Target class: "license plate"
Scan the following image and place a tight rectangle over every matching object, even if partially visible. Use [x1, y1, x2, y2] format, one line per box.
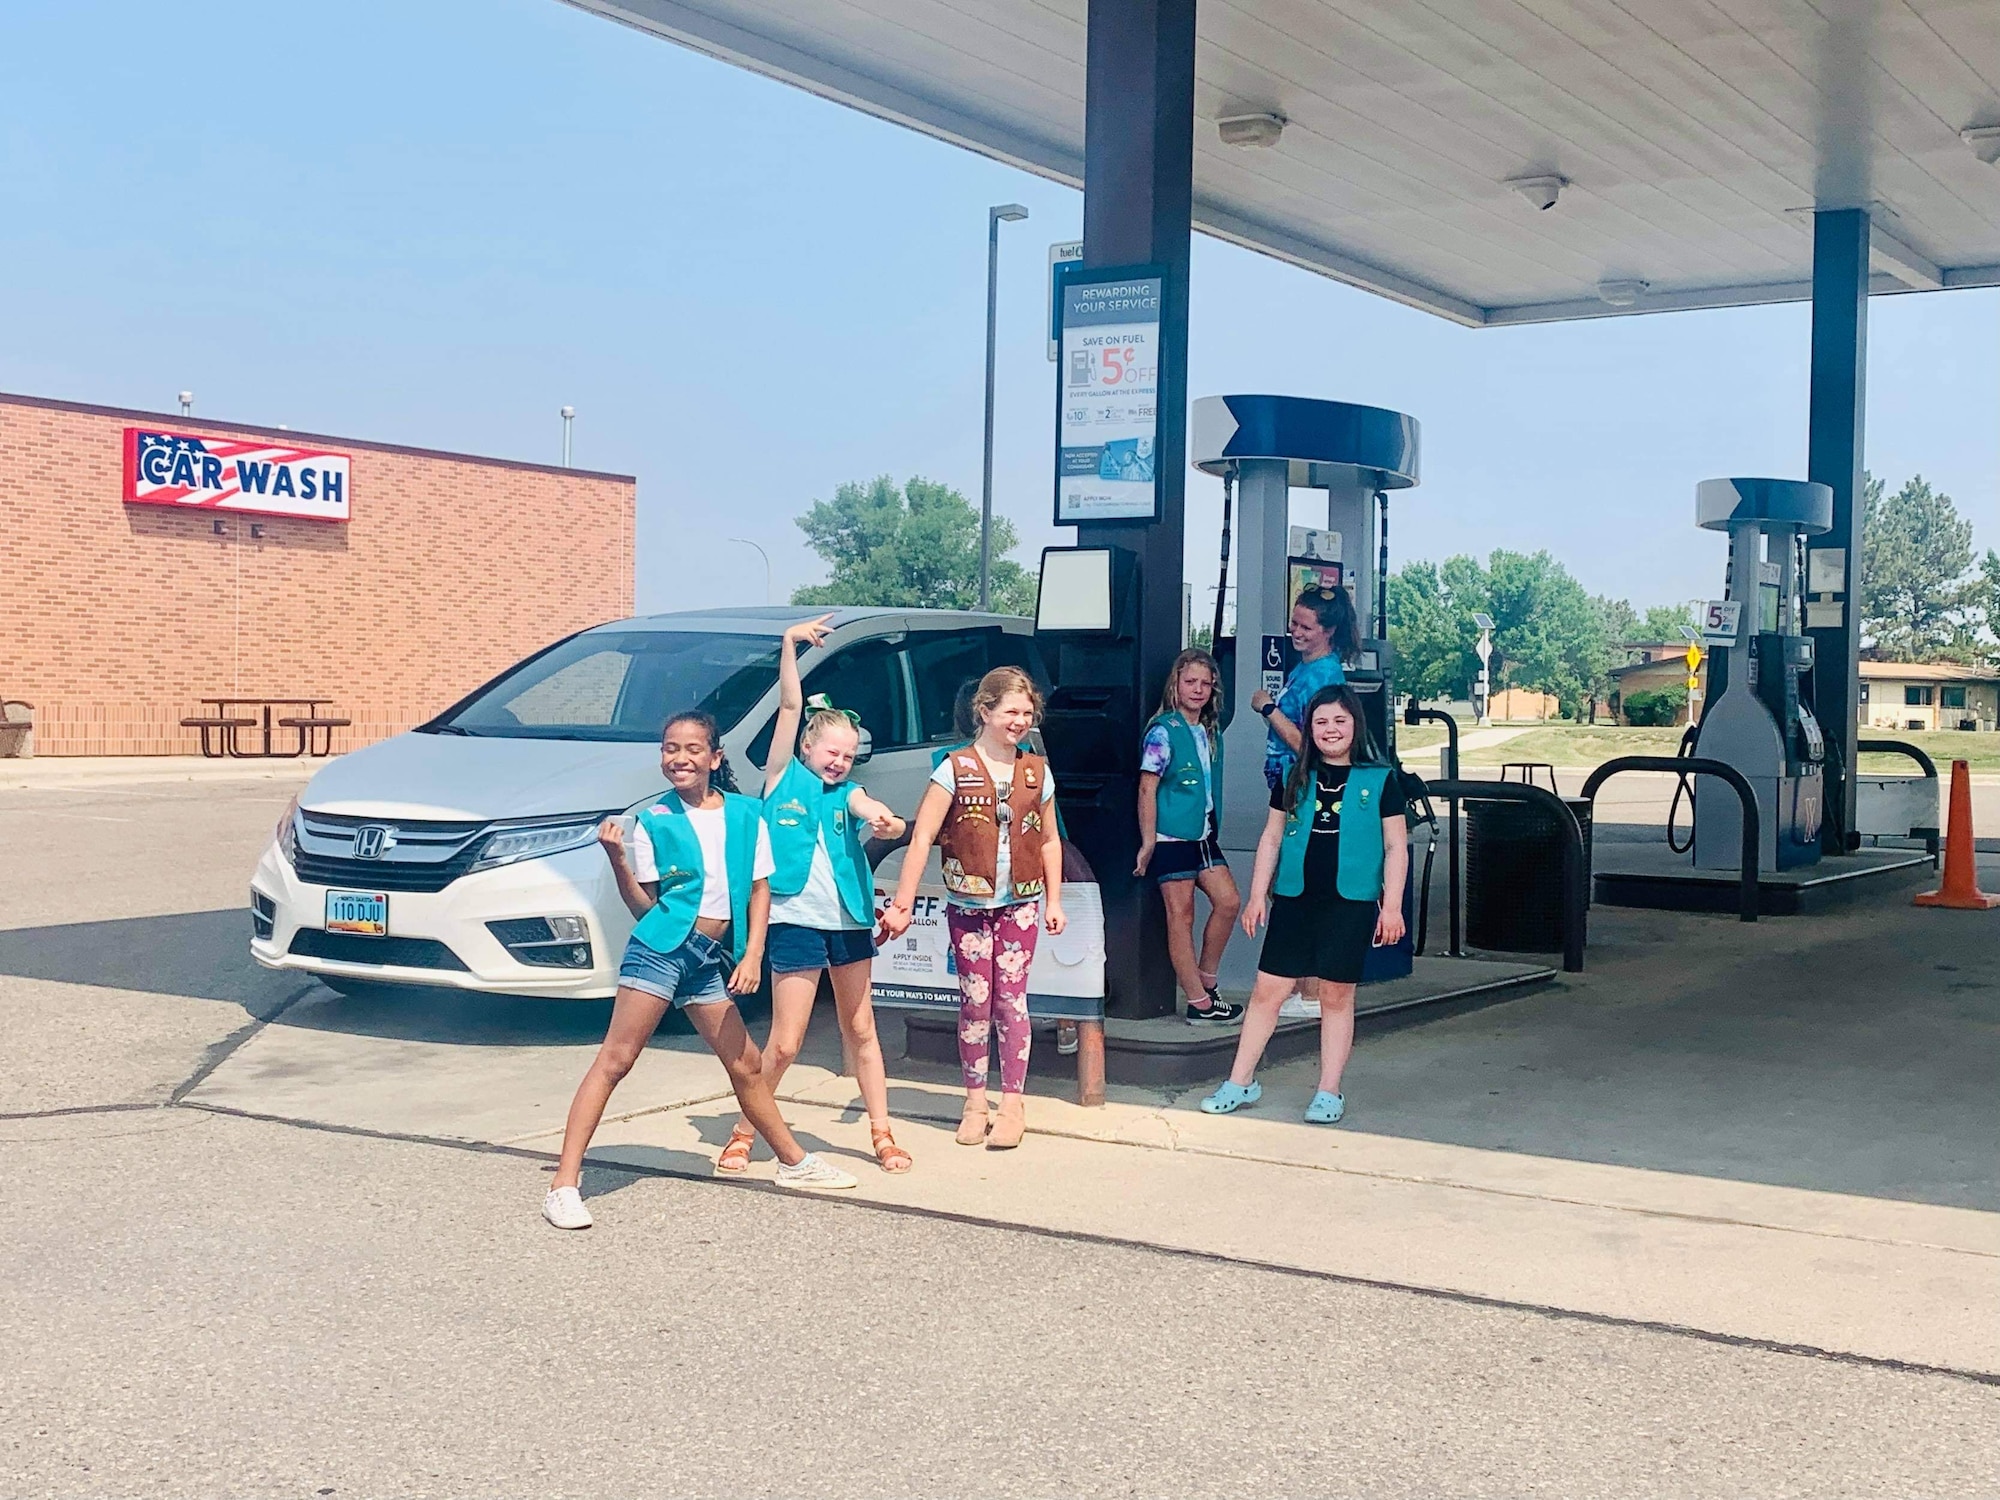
[325, 889, 388, 936]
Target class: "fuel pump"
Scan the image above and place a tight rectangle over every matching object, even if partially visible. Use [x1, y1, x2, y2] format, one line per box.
[1691, 478, 1832, 872]
[1190, 394, 1420, 988]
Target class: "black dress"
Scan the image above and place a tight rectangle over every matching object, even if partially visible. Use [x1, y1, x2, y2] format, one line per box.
[1258, 765, 1406, 984]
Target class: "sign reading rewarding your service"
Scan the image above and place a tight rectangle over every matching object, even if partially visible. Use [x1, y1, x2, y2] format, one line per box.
[1055, 269, 1162, 525]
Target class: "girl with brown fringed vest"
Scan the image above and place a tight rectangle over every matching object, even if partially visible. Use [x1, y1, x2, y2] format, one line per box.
[879, 667, 1065, 1149]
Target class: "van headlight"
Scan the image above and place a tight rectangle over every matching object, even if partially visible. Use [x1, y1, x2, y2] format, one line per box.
[469, 817, 606, 872]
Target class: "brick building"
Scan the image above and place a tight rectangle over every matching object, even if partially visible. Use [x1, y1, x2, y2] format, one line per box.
[1, 391, 634, 756]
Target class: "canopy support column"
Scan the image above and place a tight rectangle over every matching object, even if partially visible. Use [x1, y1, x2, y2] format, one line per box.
[1806, 208, 1868, 855]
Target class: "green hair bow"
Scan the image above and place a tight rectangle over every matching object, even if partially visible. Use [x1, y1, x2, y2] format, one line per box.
[804, 693, 863, 727]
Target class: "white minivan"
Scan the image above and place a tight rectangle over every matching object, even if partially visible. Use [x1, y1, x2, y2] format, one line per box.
[249, 607, 1048, 998]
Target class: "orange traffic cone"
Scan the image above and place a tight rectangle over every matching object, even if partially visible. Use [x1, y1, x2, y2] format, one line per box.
[1914, 759, 1999, 910]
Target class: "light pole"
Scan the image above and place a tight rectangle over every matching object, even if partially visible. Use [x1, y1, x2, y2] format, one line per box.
[1472, 611, 1495, 724]
[980, 203, 1029, 611]
[560, 406, 575, 468]
[729, 537, 772, 604]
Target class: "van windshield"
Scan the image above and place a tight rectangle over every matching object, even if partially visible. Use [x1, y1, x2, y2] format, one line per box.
[424, 631, 779, 742]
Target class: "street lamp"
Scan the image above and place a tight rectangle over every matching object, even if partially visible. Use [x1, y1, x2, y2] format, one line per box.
[728, 537, 772, 605]
[980, 203, 1030, 611]
[1471, 611, 1495, 724]
[560, 406, 575, 468]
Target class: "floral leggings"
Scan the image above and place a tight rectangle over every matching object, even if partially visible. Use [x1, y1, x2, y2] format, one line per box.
[946, 900, 1041, 1094]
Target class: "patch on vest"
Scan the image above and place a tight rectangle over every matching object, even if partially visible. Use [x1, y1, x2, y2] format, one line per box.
[941, 857, 994, 897]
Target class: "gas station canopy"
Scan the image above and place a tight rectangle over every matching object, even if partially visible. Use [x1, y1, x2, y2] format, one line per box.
[572, 0, 2000, 325]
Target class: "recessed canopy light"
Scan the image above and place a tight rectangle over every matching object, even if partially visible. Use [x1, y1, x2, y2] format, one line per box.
[1217, 113, 1285, 149]
[1961, 125, 2000, 164]
[1505, 174, 1567, 211]
[1596, 278, 1649, 307]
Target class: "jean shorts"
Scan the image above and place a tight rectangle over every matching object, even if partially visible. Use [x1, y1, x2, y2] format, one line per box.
[617, 928, 730, 1007]
[768, 922, 878, 974]
[1150, 833, 1227, 883]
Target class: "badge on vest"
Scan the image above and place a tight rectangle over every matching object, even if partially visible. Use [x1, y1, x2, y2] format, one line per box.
[774, 797, 808, 827]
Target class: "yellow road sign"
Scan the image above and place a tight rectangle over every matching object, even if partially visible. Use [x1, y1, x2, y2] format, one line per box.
[1684, 642, 1703, 671]
[1687, 674, 1701, 692]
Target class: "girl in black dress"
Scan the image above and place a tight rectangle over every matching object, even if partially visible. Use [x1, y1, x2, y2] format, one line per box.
[1200, 684, 1409, 1123]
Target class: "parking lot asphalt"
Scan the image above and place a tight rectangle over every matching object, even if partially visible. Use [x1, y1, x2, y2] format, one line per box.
[5, 767, 2000, 1497]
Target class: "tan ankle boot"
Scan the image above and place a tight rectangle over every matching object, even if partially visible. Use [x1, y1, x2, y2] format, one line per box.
[956, 1097, 990, 1146]
[987, 1094, 1026, 1150]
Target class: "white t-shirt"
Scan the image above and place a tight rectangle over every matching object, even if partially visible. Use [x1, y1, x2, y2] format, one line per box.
[928, 748, 1056, 909]
[630, 801, 775, 920]
[768, 821, 869, 931]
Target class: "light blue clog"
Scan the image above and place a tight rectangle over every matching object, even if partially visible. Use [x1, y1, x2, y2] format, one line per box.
[1199, 1080, 1262, 1114]
[1304, 1090, 1345, 1124]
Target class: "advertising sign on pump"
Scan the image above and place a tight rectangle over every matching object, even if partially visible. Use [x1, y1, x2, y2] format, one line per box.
[1054, 269, 1162, 524]
[122, 427, 351, 523]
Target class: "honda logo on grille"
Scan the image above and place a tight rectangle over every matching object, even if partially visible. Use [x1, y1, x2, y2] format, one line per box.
[352, 825, 397, 859]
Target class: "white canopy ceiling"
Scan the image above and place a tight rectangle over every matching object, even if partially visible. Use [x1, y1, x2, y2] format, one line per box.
[567, 0, 2000, 326]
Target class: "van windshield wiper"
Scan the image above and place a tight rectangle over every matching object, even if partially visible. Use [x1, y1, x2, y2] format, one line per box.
[424, 723, 475, 736]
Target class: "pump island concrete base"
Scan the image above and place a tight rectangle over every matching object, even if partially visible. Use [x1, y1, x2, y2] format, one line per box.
[907, 955, 1557, 1087]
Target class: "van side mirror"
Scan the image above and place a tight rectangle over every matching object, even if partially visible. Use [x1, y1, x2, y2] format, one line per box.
[853, 727, 874, 765]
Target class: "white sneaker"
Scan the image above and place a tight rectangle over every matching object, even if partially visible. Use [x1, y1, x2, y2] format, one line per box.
[1278, 993, 1321, 1020]
[773, 1152, 859, 1192]
[1056, 1021, 1080, 1056]
[542, 1185, 593, 1230]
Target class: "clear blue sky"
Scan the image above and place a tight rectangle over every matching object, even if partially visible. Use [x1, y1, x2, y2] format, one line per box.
[5, 0, 1996, 625]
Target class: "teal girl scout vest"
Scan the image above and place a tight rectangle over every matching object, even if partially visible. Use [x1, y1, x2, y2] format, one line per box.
[1146, 711, 1222, 842]
[1274, 764, 1392, 903]
[762, 757, 874, 926]
[630, 792, 763, 961]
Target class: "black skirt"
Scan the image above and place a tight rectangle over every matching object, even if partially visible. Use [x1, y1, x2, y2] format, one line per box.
[1258, 892, 1378, 984]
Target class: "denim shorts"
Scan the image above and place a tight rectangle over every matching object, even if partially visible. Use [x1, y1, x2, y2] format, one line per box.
[767, 922, 878, 974]
[1151, 833, 1227, 883]
[617, 929, 730, 1007]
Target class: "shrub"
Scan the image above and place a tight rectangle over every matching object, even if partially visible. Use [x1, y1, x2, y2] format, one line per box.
[1623, 686, 1688, 727]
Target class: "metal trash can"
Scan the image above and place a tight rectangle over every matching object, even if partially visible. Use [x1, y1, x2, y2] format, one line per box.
[1465, 795, 1590, 953]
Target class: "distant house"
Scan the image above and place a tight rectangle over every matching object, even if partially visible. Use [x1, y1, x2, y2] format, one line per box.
[1607, 642, 1709, 726]
[1859, 661, 1999, 732]
[1488, 687, 1562, 721]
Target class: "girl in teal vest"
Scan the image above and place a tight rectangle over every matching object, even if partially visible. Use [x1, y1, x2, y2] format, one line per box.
[715, 615, 913, 1177]
[543, 708, 858, 1230]
[1135, 648, 1244, 1026]
[1201, 684, 1408, 1125]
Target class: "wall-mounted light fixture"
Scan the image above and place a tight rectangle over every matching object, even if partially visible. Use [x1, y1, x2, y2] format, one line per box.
[211, 519, 226, 536]
[249, 523, 264, 540]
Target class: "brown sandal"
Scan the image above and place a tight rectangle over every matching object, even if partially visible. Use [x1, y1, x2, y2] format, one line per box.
[716, 1124, 755, 1174]
[870, 1125, 913, 1174]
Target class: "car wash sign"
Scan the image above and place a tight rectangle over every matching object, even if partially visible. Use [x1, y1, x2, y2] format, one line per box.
[122, 428, 350, 522]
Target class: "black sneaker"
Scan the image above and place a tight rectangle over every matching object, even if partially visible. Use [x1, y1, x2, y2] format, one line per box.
[1185, 990, 1243, 1026]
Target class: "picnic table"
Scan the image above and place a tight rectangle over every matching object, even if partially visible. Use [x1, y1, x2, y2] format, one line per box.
[181, 698, 350, 758]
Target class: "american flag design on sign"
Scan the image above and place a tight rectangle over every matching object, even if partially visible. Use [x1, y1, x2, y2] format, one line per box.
[122, 427, 351, 522]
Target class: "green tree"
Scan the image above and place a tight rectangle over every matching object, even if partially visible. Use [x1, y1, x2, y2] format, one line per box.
[1386, 559, 1479, 700]
[1588, 595, 1639, 722]
[1486, 549, 1606, 719]
[791, 474, 1037, 616]
[1638, 603, 1696, 642]
[1861, 472, 1976, 660]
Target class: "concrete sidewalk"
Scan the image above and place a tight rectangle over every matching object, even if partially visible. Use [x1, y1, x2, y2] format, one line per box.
[0, 755, 327, 790]
[183, 891, 2000, 1379]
